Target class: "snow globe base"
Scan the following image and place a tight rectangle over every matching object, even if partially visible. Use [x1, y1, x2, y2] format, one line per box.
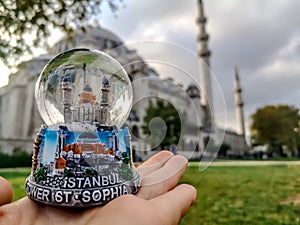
[25, 171, 140, 207]
[25, 125, 141, 208]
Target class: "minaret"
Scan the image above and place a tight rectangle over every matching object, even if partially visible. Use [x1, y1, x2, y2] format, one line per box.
[196, 0, 214, 131]
[99, 77, 110, 125]
[61, 74, 72, 124]
[234, 66, 246, 138]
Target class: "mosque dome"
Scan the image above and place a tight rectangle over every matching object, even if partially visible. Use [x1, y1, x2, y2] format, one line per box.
[50, 26, 124, 54]
[186, 84, 200, 99]
[48, 26, 153, 81]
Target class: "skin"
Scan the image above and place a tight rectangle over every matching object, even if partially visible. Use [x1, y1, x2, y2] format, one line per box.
[0, 151, 197, 225]
[0, 177, 13, 206]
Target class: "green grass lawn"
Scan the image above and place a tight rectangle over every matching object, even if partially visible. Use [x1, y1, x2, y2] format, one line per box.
[1, 165, 300, 224]
[180, 164, 300, 225]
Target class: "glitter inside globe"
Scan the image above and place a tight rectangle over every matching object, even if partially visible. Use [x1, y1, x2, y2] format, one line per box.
[35, 48, 133, 130]
[26, 48, 140, 208]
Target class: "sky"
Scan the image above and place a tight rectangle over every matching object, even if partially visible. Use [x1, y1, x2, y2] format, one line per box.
[1, 0, 300, 136]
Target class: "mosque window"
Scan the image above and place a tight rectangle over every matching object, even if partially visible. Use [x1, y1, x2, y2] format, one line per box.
[132, 125, 139, 138]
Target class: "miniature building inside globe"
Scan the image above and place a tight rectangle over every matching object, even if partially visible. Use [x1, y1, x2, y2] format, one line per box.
[61, 65, 111, 126]
[25, 48, 140, 208]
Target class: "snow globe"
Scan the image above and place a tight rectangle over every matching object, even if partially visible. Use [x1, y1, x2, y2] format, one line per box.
[25, 48, 141, 207]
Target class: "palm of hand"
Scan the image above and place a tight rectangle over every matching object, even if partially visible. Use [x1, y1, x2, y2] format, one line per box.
[0, 151, 196, 225]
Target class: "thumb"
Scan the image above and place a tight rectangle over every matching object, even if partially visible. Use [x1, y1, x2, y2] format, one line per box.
[150, 184, 197, 225]
[0, 176, 13, 206]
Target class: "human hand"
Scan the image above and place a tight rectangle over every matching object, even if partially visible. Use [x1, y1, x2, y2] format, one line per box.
[0, 151, 196, 225]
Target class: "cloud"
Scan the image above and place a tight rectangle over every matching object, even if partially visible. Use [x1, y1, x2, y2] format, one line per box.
[200, 0, 300, 132]
[99, 0, 300, 133]
[101, 0, 198, 43]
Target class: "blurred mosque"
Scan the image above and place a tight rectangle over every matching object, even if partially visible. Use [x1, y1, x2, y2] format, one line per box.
[0, 0, 247, 160]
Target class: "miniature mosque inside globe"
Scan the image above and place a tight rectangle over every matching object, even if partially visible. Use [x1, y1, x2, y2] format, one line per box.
[25, 48, 141, 208]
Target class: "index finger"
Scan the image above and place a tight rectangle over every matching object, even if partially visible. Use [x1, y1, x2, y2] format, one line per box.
[0, 176, 13, 206]
[136, 150, 173, 177]
[150, 184, 197, 224]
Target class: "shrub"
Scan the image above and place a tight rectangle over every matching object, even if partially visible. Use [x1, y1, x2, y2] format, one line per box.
[0, 150, 31, 168]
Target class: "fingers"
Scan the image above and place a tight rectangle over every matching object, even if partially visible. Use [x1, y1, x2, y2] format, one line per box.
[150, 184, 197, 225]
[136, 150, 173, 178]
[137, 155, 188, 199]
[0, 176, 13, 206]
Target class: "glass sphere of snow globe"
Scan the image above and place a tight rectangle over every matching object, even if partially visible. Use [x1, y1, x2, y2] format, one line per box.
[35, 48, 133, 130]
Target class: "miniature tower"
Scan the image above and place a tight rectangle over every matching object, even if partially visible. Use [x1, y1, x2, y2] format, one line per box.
[77, 64, 96, 124]
[100, 77, 110, 125]
[83, 63, 87, 87]
[54, 126, 67, 175]
[234, 66, 246, 138]
[196, 0, 214, 131]
[61, 74, 72, 123]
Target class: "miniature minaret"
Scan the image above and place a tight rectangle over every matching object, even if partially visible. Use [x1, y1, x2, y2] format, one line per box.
[196, 0, 214, 131]
[61, 74, 72, 123]
[234, 66, 246, 138]
[100, 77, 110, 125]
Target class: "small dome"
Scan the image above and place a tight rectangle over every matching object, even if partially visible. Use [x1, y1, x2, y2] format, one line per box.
[186, 85, 200, 99]
[62, 75, 71, 83]
[83, 84, 93, 92]
[102, 77, 110, 86]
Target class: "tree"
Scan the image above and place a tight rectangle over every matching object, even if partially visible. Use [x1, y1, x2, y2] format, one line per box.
[142, 99, 183, 150]
[250, 105, 300, 155]
[0, 0, 122, 67]
[33, 164, 47, 182]
[218, 143, 231, 157]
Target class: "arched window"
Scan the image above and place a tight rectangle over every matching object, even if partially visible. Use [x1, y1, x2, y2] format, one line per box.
[131, 125, 139, 138]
